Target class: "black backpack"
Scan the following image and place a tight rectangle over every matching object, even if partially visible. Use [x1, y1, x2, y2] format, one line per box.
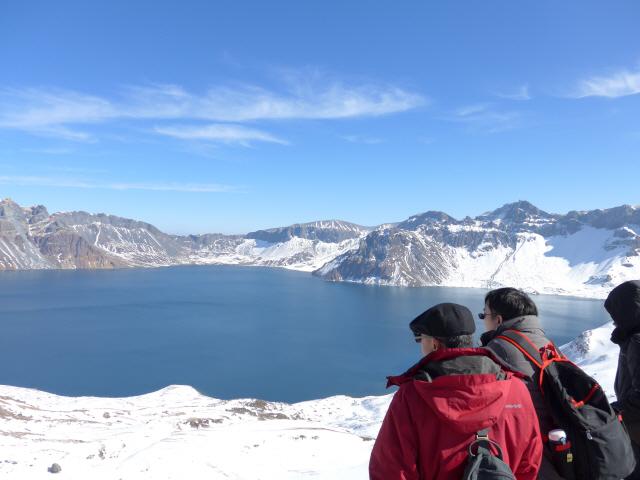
[493, 330, 636, 480]
[462, 427, 516, 480]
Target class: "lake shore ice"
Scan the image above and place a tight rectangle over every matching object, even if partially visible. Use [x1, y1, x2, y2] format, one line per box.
[0, 321, 618, 479]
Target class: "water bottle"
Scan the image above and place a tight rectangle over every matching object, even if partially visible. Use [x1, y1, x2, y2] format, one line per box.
[548, 429, 576, 480]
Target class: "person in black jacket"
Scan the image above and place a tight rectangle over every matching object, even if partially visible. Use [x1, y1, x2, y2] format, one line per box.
[605, 280, 640, 479]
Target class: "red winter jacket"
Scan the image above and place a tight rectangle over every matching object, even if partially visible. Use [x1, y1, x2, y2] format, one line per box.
[369, 348, 542, 480]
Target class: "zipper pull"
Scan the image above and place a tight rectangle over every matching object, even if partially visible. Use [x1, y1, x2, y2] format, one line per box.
[586, 430, 593, 440]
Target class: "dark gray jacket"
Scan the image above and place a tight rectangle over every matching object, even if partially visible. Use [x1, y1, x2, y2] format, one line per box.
[479, 315, 553, 435]
[479, 315, 564, 480]
[605, 280, 640, 426]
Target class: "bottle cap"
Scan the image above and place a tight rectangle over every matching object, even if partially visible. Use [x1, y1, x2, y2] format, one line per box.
[548, 429, 567, 442]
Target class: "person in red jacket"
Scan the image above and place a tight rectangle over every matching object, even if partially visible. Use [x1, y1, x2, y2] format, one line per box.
[369, 303, 542, 480]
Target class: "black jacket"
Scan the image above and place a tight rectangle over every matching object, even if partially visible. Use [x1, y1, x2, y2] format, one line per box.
[605, 280, 640, 424]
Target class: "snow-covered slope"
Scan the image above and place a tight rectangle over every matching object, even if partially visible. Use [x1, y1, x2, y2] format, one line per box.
[174, 220, 375, 271]
[0, 384, 391, 479]
[0, 321, 619, 479]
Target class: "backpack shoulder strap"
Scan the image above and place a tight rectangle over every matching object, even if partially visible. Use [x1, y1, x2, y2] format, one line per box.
[475, 428, 493, 456]
[468, 427, 504, 460]
[495, 330, 543, 369]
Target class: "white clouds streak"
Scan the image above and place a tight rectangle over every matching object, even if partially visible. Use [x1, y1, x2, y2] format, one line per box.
[127, 83, 425, 121]
[340, 134, 382, 144]
[23, 147, 76, 154]
[155, 124, 289, 145]
[494, 85, 530, 101]
[0, 77, 426, 144]
[575, 68, 640, 98]
[452, 103, 522, 134]
[456, 103, 492, 116]
[0, 175, 242, 193]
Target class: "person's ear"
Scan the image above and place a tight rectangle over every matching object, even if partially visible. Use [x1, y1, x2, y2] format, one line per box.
[495, 315, 503, 326]
[433, 338, 444, 351]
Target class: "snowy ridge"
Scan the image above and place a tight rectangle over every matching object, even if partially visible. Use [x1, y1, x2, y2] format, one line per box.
[0, 321, 620, 479]
[560, 321, 618, 401]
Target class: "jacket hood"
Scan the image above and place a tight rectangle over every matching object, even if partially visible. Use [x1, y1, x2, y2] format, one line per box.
[605, 281, 640, 335]
[417, 369, 513, 434]
[386, 348, 521, 434]
[478, 315, 544, 347]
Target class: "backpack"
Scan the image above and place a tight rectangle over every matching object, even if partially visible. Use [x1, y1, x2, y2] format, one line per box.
[493, 330, 636, 480]
[462, 426, 516, 480]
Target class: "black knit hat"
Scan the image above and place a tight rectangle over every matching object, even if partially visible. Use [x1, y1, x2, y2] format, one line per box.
[409, 302, 476, 337]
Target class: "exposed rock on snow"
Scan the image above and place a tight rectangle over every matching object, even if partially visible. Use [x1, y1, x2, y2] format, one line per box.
[0, 321, 620, 479]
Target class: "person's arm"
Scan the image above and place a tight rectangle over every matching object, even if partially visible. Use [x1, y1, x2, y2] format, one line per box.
[509, 377, 543, 480]
[512, 419, 543, 480]
[612, 335, 640, 423]
[369, 386, 421, 480]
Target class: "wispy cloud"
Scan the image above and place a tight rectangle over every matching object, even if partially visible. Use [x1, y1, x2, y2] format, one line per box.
[451, 103, 523, 134]
[494, 85, 530, 101]
[24, 147, 76, 154]
[574, 68, 640, 98]
[0, 175, 243, 192]
[155, 124, 289, 146]
[456, 103, 492, 116]
[0, 74, 426, 144]
[42, 166, 107, 173]
[340, 134, 382, 144]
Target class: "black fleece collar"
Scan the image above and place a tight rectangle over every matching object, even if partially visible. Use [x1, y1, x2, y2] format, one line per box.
[611, 325, 640, 345]
[611, 327, 628, 345]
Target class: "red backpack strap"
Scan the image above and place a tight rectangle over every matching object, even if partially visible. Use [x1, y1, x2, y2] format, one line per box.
[538, 343, 568, 395]
[550, 340, 566, 359]
[495, 330, 543, 369]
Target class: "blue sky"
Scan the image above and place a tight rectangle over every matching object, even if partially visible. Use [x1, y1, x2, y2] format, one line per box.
[1, 1, 639, 234]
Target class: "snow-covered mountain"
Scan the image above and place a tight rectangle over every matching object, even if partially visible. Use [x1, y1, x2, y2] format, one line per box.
[0, 320, 619, 479]
[0, 198, 376, 272]
[316, 201, 640, 298]
[2, 198, 640, 297]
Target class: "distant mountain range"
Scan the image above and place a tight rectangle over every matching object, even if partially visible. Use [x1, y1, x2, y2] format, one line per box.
[2, 198, 639, 298]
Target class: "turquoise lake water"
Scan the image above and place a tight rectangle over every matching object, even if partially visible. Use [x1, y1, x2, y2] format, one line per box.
[0, 266, 613, 402]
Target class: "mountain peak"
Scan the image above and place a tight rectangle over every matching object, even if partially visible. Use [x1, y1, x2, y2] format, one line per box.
[476, 200, 555, 223]
[395, 210, 456, 231]
[0, 198, 49, 222]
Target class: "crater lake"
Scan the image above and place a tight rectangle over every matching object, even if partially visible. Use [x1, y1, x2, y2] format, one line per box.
[0, 266, 613, 402]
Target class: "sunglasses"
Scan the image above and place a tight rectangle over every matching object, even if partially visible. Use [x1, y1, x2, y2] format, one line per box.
[413, 332, 440, 344]
[478, 312, 500, 320]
